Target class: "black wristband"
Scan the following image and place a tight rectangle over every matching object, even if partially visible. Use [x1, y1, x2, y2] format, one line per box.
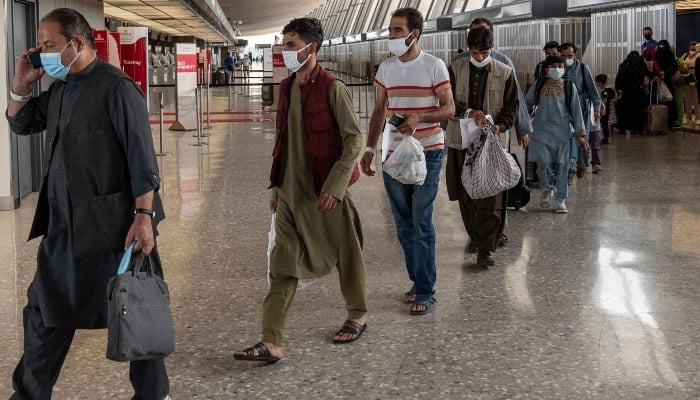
[134, 208, 155, 218]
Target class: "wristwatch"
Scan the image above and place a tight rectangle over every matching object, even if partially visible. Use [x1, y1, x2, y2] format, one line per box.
[134, 208, 156, 218]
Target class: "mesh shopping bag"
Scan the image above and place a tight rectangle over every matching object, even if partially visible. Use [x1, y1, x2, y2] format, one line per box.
[461, 120, 521, 199]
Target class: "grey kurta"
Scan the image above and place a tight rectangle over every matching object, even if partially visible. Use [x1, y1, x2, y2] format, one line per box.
[270, 80, 364, 279]
[7, 59, 161, 328]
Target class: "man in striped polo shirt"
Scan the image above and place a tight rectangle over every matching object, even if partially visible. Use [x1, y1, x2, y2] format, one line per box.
[360, 7, 455, 316]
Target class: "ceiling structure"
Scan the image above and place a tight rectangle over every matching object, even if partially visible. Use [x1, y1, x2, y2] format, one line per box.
[104, 0, 700, 43]
[219, 0, 328, 37]
[104, 0, 237, 42]
[676, 0, 700, 11]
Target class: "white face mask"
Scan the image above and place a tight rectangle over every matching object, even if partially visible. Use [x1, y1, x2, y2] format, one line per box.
[469, 55, 491, 68]
[282, 42, 312, 73]
[388, 30, 415, 57]
[565, 58, 575, 67]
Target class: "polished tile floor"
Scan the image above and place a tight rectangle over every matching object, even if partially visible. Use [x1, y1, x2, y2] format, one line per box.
[2, 81, 700, 399]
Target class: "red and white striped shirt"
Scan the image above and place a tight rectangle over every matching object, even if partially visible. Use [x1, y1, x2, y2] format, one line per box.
[374, 51, 451, 152]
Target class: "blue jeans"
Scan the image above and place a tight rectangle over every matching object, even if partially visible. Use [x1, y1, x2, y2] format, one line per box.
[383, 149, 443, 297]
[538, 161, 568, 201]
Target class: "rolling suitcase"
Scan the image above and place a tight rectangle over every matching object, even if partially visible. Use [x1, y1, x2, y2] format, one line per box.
[507, 153, 530, 210]
[646, 82, 668, 135]
[524, 147, 539, 188]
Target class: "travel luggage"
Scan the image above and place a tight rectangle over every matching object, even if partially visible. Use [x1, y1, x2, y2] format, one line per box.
[524, 147, 539, 188]
[646, 82, 668, 135]
[261, 84, 274, 107]
[216, 69, 226, 86]
[507, 152, 530, 210]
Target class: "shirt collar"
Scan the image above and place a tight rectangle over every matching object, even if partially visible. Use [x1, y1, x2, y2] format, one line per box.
[66, 58, 99, 83]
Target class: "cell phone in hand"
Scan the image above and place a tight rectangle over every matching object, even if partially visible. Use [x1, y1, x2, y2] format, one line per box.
[388, 113, 405, 127]
[27, 52, 42, 69]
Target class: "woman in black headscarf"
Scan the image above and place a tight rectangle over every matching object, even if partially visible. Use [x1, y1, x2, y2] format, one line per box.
[656, 40, 679, 128]
[615, 51, 653, 133]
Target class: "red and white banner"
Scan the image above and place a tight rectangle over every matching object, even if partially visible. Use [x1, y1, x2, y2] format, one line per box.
[118, 27, 149, 101]
[170, 42, 198, 131]
[272, 45, 287, 111]
[92, 29, 121, 68]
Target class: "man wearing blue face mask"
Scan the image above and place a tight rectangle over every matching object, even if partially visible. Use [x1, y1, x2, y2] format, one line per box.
[234, 17, 367, 364]
[362, 7, 455, 316]
[525, 55, 586, 213]
[560, 42, 601, 180]
[7, 8, 169, 399]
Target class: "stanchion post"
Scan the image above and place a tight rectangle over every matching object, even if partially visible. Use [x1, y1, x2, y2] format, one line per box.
[363, 82, 369, 119]
[192, 86, 208, 146]
[156, 91, 172, 156]
[205, 82, 212, 130]
[227, 81, 232, 111]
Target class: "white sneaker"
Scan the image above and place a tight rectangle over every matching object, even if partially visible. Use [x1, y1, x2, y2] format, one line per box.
[554, 200, 568, 213]
[162, 396, 171, 400]
[540, 189, 553, 209]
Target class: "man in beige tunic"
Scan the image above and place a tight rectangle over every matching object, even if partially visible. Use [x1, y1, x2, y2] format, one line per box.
[234, 18, 367, 364]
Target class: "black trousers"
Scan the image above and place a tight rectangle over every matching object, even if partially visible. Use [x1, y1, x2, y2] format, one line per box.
[11, 290, 169, 400]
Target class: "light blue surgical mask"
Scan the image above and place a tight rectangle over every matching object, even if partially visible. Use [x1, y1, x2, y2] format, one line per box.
[40, 40, 79, 80]
[547, 67, 565, 80]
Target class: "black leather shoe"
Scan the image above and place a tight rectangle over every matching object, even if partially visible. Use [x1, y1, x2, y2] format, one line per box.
[466, 241, 478, 254]
[477, 251, 495, 269]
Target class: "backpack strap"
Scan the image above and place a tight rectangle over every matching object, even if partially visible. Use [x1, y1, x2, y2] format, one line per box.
[564, 78, 573, 115]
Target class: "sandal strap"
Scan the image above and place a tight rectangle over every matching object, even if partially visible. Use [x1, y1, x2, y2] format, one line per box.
[337, 320, 363, 335]
[244, 342, 270, 358]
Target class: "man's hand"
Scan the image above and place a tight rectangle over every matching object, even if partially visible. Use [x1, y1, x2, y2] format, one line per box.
[13, 48, 44, 92]
[360, 151, 375, 176]
[576, 135, 589, 150]
[468, 110, 487, 126]
[316, 192, 338, 212]
[395, 113, 420, 135]
[270, 200, 277, 213]
[594, 111, 601, 121]
[125, 214, 154, 255]
[517, 134, 530, 149]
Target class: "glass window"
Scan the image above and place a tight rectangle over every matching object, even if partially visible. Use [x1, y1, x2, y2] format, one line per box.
[451, 0, 466, 12]
[464, 0, 486, 11]
[370, 0, 392, 31]
[417, 0, 433, 18]
[428, 0, 447, 19]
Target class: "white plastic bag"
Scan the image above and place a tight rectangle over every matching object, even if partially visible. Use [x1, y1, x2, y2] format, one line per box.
[658, 81, 673, 102]
[590, 103, 601, 130]
[382, 135, 427, 185]
[266, 214, 276, 287]
[459, 117, 481, 149]
[266, 214, 313, 289]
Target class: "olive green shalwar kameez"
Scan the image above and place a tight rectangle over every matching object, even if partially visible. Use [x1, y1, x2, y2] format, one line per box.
[262, 80, 367, 346]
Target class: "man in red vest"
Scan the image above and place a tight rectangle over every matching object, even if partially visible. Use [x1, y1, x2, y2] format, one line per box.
[234, 18, 368, 364]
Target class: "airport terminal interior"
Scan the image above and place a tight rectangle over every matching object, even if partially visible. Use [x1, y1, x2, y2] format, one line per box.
[2, 0, 700, 399]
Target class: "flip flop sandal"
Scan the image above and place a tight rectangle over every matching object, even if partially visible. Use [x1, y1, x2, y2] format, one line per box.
[410, 296, 436, 316]
[333, 320, 367, 344]
[233, 342, 281, 364]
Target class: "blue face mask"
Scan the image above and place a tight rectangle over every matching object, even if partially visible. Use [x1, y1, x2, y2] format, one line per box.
[547, 67, 565, 79]
[40, 40, 79, 80]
